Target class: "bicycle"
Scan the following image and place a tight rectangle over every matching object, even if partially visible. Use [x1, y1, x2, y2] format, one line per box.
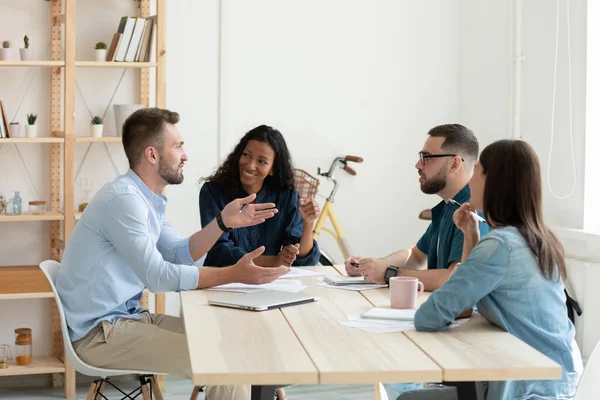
[293, 155, 364, 266]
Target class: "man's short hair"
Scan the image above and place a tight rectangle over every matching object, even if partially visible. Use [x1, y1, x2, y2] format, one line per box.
[122, 107, 180, 169]
[427, 124, 479, 163]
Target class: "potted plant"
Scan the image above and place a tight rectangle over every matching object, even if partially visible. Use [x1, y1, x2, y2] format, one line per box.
[20, 35, 32, 61]
[9, 122, 21, 137]
[25, 113, 37, 138]
[0, 41, 11, 61]
[90, 116, 103, 137]
[95, 42, 107, 62]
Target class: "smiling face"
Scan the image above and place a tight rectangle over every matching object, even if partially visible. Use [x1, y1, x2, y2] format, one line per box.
[238, 139, 275, 194]
[157, 123, 187, 185]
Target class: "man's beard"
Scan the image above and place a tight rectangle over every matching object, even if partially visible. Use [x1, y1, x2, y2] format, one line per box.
[420, 167, 447, 195]
[158, 158, 184, 185]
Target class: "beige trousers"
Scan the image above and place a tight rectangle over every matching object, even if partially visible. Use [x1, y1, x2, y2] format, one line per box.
[72, 312, 250, 400]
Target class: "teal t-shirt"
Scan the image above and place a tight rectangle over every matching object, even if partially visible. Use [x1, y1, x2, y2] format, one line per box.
[416, 185, 490, 269]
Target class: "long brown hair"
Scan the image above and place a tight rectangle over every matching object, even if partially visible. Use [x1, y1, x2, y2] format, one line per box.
[479, 139, 566, 280]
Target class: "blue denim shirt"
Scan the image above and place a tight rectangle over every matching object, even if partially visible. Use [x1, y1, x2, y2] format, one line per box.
[416, 185, 489, 269]
[56, 169, 199, 341]
[200, 181, 320, 267]
[415, 227, 583, 400]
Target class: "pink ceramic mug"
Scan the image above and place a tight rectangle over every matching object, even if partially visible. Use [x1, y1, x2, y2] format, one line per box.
[389, 276, 424, 309]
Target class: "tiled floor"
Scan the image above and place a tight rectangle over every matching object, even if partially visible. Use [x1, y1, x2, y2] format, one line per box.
[0, 379, 376, 399]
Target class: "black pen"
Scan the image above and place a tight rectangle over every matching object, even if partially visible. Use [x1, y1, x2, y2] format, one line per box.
[240, 203, 250, 213]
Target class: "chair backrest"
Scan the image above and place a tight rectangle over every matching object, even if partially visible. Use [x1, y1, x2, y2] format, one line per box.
[575, 340, 600, 399]
[39, 260, 157, 377]
[39, 260, 113, 377]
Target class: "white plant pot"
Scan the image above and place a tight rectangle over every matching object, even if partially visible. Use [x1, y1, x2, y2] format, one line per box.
[113, 104, 144, 137]
[19, 48, 32, 61]
[95, 49, 107, 62]
[91, 124, 103, 138]
[25, 124, 37, 138]
[0, 48, 11, 61]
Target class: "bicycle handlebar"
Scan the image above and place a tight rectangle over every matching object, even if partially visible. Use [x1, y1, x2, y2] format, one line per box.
[343, 165, 357, 176]
[345, 155, 363, 163]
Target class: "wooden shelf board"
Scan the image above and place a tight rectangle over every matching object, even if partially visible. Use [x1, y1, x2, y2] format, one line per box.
[74, 136, 121, 143]
[0, 212, 64, 222]
[0, 138, 64, 144]
[75, 61, 157, 68]
[0, 61, 65, 67]
[0, 292, 54, 301]
[0, 357, 65, 377]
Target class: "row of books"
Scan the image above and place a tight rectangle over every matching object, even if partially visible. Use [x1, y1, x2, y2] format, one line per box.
[106, 15, 156, 62]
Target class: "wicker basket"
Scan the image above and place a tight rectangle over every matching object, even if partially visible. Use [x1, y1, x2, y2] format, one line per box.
[293, 169, 320, 199]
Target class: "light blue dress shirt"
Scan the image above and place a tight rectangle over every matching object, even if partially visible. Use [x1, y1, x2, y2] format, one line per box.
[56, 169, 200, 341]
[415, 226, 583, 400]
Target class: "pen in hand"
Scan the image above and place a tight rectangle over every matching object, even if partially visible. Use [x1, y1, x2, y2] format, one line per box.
[240, 203, 250, 213]
[448, 199, 486, 223]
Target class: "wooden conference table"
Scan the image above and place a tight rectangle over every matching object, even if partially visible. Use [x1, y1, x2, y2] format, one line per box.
[181, 266, 561, 399]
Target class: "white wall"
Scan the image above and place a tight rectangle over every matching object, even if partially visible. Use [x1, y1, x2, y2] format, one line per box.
[458, 0, 587, 229]
[219, 0, 459, 262]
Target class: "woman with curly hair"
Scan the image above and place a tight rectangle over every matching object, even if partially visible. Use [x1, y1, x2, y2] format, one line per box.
[200, 125, 321, 269]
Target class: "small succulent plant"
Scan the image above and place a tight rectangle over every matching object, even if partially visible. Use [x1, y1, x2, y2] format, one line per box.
[26, 113, 38, 125]
[91, 116, 103, 125]
[2, 41, 10, 49]
[95, 42, 107, 50]
[23, 35, 29, 49]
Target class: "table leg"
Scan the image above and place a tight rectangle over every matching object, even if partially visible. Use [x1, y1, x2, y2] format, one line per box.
[250, 385, 278, 400]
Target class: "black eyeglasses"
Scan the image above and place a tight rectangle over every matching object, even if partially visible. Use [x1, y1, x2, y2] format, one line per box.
[418, 152, 464, 165]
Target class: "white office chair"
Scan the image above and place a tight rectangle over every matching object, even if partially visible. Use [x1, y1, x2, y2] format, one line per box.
[574, 340, 600, 400]
[40, 260, 165, 400]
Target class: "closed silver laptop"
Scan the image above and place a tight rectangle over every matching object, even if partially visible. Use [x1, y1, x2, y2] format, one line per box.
[208, 290, 318, 311]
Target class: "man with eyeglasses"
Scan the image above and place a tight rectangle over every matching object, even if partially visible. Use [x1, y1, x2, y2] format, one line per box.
[345, 124, 489, 291]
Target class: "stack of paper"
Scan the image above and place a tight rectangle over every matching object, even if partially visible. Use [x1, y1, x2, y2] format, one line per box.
[206, 279, 306, 293]
[316, 277, 387, 291]
[339, 315, 417, 333]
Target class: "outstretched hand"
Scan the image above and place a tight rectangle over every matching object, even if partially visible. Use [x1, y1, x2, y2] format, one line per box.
[221, 193, 278, 229]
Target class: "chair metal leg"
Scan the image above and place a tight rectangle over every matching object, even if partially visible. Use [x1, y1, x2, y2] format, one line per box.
[189, 386, 202, 400]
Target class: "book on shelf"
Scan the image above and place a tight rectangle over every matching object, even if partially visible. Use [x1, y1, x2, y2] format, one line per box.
[0, 100, 10, 138]
[112, 15, 156, 63]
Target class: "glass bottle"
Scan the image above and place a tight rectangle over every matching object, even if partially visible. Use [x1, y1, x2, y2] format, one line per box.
[12, 191, 22, 215]
[0, 344, 12, 369]
[14, 328, 32, 366]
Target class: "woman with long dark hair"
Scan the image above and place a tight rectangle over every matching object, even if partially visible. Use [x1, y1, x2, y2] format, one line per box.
[415, 139, 582, 399]
[199, 125, 320, 268]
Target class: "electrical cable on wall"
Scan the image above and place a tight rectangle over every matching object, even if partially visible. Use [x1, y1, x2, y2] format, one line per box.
[548, 0, 576, 200]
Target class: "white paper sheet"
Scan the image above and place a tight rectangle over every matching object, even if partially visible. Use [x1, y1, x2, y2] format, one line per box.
[340, 314, 467, 333]
[206, 279, 306, 293]
[316, 282, 387, 291]
[339, 315, 416, 333]
[280, 268, 326, 279]
[361, 308, 417, 321]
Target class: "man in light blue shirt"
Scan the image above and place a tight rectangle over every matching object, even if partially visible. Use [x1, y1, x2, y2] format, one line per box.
[56, 108, 287, 400]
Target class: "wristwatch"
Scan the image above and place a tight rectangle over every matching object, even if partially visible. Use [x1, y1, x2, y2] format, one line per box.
[384, 265, 398, 285]
[216, 212, 232, 232]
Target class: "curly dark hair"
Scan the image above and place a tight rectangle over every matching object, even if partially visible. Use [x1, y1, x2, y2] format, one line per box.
[203, 125, 295, 197]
